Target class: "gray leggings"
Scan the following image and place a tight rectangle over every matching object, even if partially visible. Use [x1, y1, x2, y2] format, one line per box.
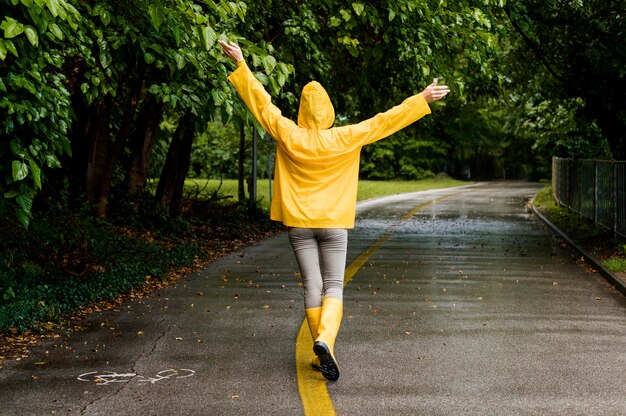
[287, 228, 348, 308]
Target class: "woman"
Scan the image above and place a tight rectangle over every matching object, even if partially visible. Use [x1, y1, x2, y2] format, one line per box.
[220, 40, 449, 381]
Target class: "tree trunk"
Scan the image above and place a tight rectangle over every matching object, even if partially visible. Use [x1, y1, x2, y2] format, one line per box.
[238, 123, 246, 202]
[85, 99, 112, 205]
[95, 82, 142, 218]
[155, 113, 194, 216]
[127, 95, 164, 195]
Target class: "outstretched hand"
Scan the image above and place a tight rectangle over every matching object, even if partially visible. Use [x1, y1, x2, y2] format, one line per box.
[219, 40, 244, 63]
[421, 81, 450, 103]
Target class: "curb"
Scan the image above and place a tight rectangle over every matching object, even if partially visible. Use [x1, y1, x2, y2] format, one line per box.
[531, 204, 626, 297]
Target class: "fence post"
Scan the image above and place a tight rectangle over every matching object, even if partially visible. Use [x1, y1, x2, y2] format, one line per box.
[613, 160, 617, 237]
[552, 157, 557, 203]
[593, 160, 597, 224]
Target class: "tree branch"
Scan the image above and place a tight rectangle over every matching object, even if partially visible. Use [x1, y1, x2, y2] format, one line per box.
[504, 7, 564, 82]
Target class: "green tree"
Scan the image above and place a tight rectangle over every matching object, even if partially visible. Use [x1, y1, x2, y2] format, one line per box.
[0, 0, 80, 226]
[233, 1, 509, 179]
[1, 0, 289, 224]
[504, 0, 626, 158]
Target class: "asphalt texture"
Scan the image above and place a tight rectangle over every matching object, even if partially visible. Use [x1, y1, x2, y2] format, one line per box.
[2, 181, 626, 415]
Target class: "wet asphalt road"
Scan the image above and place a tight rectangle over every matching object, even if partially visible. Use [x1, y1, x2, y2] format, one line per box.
[2, 181, 626, 415]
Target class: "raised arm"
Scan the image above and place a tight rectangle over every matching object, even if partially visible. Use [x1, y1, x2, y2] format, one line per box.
[333, 80, 450, 146]
[220, 41, 297, 142]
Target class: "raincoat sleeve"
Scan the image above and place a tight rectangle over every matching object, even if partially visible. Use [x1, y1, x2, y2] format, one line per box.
[334, 94, 432, 146]
[227, 61, 297, 142]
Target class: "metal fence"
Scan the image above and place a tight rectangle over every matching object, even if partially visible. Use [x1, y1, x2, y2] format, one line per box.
[552, 157, 626, 238]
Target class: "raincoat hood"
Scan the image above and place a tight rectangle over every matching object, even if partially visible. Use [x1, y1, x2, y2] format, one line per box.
[297, 81, 335, 129]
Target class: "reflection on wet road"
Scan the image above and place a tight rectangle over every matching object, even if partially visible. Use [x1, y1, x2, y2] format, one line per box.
[325, 182, 626, 415]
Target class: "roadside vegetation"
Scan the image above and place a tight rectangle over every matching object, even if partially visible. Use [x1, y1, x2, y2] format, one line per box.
[533, 187, 626, 274]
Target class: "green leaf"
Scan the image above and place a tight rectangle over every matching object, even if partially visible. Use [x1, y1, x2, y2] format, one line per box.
[262, 55, 276, 72]
[1, 17, 24, 38]
[203, 25, 217, 51]
[61, 138, 72, 157]
[97, 38, 112, 68]
[101, 11, 111, 26]
[16, 194, 33, 214]
[144, 52, 155, 64]
[0, 77, 6, 92]
[44, 154, 61, 168]
[24, 25, 38, 46]
[149, 4, 166, 30]
[4, 189, 19, 198]
[12, 160, 29, 181]
[172, 25, 181, 47]
[10, 140, 26, 157]
[48, 22, 63, 40]
[174, 52, 185, 70]
[4, 39, 17, 57]
[47, 0, 61, 17]
[28, 159, 42, 189]
[352, 2, 365, 16]
[15, 207, 30, 228]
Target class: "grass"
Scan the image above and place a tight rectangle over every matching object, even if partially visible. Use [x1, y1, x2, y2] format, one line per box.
[603, 257, 626, 272]
[532, 186, 605, 241]
[533, 186, 626, 273]
[602, 244, 626, 272]
[185, 176, 471, 210]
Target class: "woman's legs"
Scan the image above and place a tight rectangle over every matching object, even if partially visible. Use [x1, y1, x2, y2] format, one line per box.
[287, 228, 348, 307]
[288, 228, 347, 380]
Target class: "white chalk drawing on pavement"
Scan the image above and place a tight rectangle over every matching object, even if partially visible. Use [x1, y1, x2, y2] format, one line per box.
[77, 369, 195, 385]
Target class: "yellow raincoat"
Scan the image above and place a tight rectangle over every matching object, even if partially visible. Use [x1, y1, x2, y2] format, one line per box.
[228, 61, 432, 228]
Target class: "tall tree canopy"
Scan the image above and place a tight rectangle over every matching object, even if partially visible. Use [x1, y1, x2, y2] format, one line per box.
[505, 0, 626, 158]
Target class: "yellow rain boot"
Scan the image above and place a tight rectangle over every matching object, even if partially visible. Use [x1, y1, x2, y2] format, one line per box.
[305, 307, 322, 369]
[313, 297, 343, 381]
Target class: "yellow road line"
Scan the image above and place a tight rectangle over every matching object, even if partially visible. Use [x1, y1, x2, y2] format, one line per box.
[296, 190, 466, 416]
